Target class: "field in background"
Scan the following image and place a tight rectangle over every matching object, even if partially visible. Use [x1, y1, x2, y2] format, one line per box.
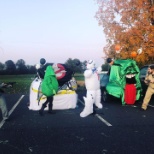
[0, 74, 84, 94]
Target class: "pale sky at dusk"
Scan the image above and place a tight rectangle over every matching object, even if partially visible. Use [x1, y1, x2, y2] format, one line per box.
[0, 0, 106, 66]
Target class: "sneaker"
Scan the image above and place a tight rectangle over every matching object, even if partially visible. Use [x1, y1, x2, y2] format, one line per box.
[4, 118, 10, 122]
[48, 110, 56, 114]
[141, 107, 146, 111]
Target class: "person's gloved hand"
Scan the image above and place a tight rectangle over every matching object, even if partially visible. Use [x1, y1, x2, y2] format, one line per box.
[92, 68, 96, 73]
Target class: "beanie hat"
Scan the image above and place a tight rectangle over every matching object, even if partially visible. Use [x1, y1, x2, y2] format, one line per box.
[106, 58, 113, 64]
[150, 65, 154, 70]
[40, 58, 46, 65]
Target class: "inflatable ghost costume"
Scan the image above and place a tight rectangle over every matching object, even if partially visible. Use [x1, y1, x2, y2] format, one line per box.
[80, 60, 103, 118]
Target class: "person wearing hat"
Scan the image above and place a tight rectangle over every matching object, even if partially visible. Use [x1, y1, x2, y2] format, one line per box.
[36, 58, 54, 79]
[141, 65, 154, 110]
[39, 65, 59, 115]
[106, 58, 114, 75]
[37, 58, 47, 79]
[106, 58, 114, 66]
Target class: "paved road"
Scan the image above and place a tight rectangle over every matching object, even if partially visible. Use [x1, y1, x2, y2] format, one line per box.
[0, 92, 154, 154]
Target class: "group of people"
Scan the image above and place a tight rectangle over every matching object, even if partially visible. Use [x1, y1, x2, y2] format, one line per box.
[1, 57, 154, 121]
[106, 57, 154, 110]
[36, 58, 103, 118]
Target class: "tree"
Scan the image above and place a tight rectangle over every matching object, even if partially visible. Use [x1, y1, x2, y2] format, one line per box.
[65, 58, 83, 73]
[0, 62, 5, 70]
[27, 65, 37, 74]
[95, 0, 154, 66]
[5, 60, 16, 74]
[16, 59, 28, 74]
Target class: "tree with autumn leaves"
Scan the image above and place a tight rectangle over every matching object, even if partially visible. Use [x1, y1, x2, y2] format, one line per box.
[95, 0, 154, 66]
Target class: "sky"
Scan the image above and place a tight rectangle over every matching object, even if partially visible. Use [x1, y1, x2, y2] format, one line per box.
[0, 0, 106, 66]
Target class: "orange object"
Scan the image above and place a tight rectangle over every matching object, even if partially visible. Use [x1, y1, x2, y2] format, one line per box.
[131, 51, 137, 58]
[115, 44, 121, 51]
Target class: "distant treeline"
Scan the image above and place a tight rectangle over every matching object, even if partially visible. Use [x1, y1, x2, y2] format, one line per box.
[0, 58, 107, 75]
[0, 59, 36, 75]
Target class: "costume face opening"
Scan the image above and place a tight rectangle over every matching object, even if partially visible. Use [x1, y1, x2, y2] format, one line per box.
[86, 60, 95, 69]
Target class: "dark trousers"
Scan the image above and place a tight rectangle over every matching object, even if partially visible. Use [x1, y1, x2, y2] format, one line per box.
[42, 96, 53, 111]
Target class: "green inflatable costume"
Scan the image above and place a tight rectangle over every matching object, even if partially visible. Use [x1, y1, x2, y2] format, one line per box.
[41, 65, 59, 97]
[106, 59, 142, 105]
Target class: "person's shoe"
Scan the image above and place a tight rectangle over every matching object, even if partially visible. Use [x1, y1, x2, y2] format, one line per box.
[4, 118, 10, 122]
[141, 104, 147, 111]
[141, 107, 146, 111]
[39, 105, 46, 116]
[48, 110, 56, 114]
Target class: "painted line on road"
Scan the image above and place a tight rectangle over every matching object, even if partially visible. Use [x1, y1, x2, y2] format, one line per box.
[95, 114, 112, 126]
[148, 104, 154, 108]
[0, 95, 25, 129]
[78, 98, 84, 105]
[138, 101, 154, 108]
[78, 98, 112, 127]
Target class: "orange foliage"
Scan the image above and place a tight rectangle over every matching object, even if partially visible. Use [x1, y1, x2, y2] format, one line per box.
[95, 0, 154, 66]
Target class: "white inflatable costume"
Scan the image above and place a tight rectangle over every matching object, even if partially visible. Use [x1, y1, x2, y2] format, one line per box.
[80, 60, 103, 118]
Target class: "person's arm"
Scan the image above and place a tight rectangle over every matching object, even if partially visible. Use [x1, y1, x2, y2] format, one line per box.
[144, 74, 150, 84]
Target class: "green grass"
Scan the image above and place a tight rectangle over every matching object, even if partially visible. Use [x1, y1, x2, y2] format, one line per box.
[0, 74, 84, 94]
[0, 74, 35, 94]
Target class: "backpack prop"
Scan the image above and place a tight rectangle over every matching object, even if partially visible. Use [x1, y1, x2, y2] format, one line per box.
[29, 63, 78, 110]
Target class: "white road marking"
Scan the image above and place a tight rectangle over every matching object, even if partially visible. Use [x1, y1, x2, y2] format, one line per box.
[95, 114, 112, 126]
[78, 99, 84, 105]
[78, 98, 112, 127]
[148, 104, 154, 107]
[0, 95, 25, 129]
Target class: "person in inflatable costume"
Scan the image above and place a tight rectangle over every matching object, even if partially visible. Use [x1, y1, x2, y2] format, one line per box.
[39, 65, 59, 115]
[80, 60, 103, 118]
[106, 59, 142, 105]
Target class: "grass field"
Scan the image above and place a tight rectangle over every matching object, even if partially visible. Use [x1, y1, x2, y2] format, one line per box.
[0, 74, 85, 94]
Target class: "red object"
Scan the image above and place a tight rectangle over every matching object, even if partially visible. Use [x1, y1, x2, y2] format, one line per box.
[55, 64, 66, 80]
[124, 84, 136, 105]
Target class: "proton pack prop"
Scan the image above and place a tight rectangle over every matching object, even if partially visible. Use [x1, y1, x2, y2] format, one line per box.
[29, 63, 78, 110]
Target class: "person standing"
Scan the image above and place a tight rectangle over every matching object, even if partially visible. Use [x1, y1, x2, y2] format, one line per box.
[106, 58, 114, 75]
[37, 58, 48, 79]
[39, 65, 59, 116]
[141, 65, 154, 110]
[0, 82, 9, 121]
[80, 60, 102, 118]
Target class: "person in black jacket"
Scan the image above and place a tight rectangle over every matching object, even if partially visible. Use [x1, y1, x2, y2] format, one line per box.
[106, 58, 114, 75]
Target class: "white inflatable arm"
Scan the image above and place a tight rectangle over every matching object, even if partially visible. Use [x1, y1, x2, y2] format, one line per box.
[96, 66, 102, 74]
[84, 69, 93, 78]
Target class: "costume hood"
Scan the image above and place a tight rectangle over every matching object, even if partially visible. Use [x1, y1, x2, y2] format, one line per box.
[44, 66, 56, 77]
